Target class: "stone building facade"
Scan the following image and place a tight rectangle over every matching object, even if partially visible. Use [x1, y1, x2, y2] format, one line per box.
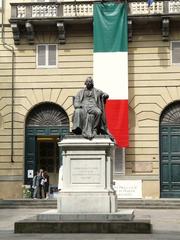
[1, 0, 180, 199]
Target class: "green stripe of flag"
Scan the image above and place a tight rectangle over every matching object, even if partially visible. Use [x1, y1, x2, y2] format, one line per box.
[93, 3, 128, 53]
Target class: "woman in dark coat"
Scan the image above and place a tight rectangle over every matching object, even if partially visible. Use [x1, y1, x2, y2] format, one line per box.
[42, 171, 49, 199]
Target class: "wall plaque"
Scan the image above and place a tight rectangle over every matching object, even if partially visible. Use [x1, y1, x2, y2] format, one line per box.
[113, 180, 142, 198]
[27, 169, 33, 179]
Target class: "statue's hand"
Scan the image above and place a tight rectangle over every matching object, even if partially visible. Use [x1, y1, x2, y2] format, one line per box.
[75, 104, 83, 109]
[86, 107, 91, 113]
[102, 94, 109, 104]
[87, 105, 94, 113]
[102, 94, 109, 100]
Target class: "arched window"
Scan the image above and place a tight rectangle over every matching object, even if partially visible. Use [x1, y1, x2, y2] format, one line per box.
[26, 102, 69, 127]
[160, 101, 180, 125]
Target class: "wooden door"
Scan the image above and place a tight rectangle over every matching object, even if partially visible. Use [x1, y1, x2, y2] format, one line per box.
[160, 125, 180, 197]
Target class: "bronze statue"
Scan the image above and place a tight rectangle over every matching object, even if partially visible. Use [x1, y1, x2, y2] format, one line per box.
[72, 76, 110, 140]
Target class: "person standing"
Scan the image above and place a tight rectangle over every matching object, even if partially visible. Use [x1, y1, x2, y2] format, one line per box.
[32, 171, 39, 199]
[32, 169, 43, 199]
[38, 169, 44, 199]
[42, 171, 49, 199]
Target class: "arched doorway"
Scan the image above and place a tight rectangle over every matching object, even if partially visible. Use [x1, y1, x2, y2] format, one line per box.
[25, 102, 69, 186]
[160, 101, 180, 198]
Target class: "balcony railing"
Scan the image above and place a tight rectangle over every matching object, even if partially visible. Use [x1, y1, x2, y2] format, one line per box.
[9, 1, 180, 44]
[129, 1, 164, 15]
[10, 1, 180, 19]
[11, 1, 93, 19]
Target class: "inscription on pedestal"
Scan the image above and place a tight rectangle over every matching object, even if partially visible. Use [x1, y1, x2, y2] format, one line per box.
[70, 159, 101, 184]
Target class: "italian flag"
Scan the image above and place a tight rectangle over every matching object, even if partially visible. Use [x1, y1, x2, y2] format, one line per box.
[93, 2, 128, 147]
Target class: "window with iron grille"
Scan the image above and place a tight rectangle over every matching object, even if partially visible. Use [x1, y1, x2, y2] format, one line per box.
[171, 41, 180, 65]
[36, 44, 57, 68]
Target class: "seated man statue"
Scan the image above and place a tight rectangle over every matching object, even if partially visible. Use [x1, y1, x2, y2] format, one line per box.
[72, 76, 109, 140]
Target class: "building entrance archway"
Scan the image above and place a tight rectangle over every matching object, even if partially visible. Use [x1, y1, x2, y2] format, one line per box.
[160, 101, 180, 198]
[25, 102, 69, 186]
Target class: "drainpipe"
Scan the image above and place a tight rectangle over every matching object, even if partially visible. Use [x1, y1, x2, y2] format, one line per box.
[1, 0, 15, 163]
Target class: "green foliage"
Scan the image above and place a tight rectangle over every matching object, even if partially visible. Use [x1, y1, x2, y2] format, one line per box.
[22, 185, 31, 198]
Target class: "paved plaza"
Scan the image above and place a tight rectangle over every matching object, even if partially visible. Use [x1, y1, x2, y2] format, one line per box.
[0, 208, 180, 240]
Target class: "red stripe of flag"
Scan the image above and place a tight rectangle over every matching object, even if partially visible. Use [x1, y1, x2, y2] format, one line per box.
[105, 100, 128, 147]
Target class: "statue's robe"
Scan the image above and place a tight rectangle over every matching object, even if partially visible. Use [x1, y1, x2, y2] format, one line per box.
[72, 87, 108, 139]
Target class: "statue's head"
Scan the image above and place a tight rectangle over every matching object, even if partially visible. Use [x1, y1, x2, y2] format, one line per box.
[85, 77, 94, 89]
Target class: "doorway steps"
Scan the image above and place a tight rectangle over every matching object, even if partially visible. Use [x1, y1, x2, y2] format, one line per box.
[117, 199, 180, 209]
[1, 199, 180, 209]
[0, 199, 57, 209]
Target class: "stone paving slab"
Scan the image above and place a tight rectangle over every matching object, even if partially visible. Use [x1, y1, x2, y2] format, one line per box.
[0, 209, 180, 239]
[1, 230, 180, 240]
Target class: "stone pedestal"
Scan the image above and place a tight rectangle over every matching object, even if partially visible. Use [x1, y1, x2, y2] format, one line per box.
[14, 135, 152, 234]
[57, 135, 117, 213]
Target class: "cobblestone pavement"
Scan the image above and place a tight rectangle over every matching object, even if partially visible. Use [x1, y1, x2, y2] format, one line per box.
[0, 208, 180, 240]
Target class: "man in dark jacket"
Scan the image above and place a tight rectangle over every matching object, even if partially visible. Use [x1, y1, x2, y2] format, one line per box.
[32, 169, 43, 199]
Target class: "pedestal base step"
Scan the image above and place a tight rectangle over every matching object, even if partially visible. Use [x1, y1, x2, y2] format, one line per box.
[37, 209, 134, 221]
[15, 219, 151, 234]
[14, 210, 152, 234]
